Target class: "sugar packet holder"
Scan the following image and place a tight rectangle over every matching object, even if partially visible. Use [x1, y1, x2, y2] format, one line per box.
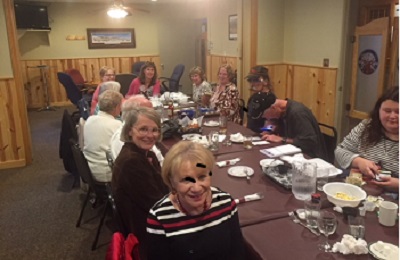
[216, 158, 240, 167]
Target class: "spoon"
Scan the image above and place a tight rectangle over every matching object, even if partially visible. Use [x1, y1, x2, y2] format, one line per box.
[244, 167, 250, 180]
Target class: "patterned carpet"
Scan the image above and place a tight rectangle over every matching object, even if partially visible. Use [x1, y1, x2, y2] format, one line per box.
[0, 106, 112, 260]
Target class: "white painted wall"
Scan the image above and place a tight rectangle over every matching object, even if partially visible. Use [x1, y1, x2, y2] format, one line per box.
[283, 0, 346, 67]
[257, 0, 285, 64]
[18, 3, 159, 59]
[207, 0, 238, 57]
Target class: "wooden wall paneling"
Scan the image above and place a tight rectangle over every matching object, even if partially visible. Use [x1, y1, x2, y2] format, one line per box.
[264, 64, 288, 99]
[292, 65, 337, 126]
[0, 78, 26, 168]
[286, 65, 294, 99]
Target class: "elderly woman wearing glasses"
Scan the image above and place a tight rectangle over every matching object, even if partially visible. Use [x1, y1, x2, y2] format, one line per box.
[112, 106, 169, 258]
[146, 141, 245, 260]
[126, 61, 161, 99]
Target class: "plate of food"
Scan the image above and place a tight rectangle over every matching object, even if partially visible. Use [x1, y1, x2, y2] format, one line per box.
[368, 241, 399, 260]
[228, 166, 254, 178]
[203, 120, 219, 127]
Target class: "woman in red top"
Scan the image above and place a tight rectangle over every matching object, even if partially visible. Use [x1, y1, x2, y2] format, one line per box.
[126, 61, 161, 99]
[90, 66, 116, 115]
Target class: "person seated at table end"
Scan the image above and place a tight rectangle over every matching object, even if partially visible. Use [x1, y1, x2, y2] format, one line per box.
[261, 98, 328, 161]
[210, 64, 241, 123]
[335, 86, 399, 192]
[189, 66, 212, 108]
[126, 61, 160, 99]
[146, 141, 245, 260]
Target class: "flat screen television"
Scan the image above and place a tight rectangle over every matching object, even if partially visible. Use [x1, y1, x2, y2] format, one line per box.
[14, 3, 51, 30]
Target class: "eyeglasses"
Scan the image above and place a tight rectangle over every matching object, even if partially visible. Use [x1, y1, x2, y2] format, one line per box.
[134, 126, 161, 136]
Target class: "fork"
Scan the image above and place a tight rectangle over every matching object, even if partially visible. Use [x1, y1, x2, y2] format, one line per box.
[288, 211, 320, 236]
[244, 167, 251, 180]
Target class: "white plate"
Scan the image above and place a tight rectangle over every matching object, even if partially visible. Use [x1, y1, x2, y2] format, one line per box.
[182, 134, 203, 141]
[259, 159, 284, 168]
[228, 166, 254, 178]
[204, 120, 219, 127]
[368, 242, 399, 260]
[307, 158, 343, 177]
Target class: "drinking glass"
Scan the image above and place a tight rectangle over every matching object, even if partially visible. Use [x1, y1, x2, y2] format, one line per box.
[316, 167, 331, 191]
[208, 131, 219, 151]
[291, 161, 317, 200]
[348, 216, 365, 239]
[243, 135, 253, 149]
[304, 198, 321, 229]
[317, 211, 337, 252]
[218, 115, 228, 135]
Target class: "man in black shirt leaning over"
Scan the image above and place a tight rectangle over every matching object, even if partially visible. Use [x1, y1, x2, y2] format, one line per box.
[261, 98, 328, 160]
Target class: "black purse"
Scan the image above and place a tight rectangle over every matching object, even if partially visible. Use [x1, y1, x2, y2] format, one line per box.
[161, 119, 180, 139]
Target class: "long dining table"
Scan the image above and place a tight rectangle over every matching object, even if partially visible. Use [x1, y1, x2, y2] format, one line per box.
[160, 119, 399, 260]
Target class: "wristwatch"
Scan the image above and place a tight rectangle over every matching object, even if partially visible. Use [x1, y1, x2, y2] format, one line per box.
[281, 137, 287, 144]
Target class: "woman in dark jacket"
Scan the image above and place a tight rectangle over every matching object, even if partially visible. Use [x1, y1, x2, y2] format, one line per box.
[112, 107, 169, 259]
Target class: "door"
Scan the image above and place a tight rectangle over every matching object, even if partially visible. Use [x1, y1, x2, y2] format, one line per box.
[349, 17, 389, 119]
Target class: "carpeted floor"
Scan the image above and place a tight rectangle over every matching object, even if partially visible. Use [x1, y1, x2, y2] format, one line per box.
[0, 106, 112, 260]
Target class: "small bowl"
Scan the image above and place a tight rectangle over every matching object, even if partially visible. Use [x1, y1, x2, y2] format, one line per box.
[323, 182, 367, 208]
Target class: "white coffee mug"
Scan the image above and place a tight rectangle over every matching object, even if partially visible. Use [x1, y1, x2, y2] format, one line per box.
[379, 201, 398, 227]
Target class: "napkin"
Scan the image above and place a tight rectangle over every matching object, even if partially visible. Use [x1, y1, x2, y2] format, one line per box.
[216, 158, 240, 167]
[252, 140, 269, 145]
[332, 234, 368, 255]
[230, 133, 244, 142]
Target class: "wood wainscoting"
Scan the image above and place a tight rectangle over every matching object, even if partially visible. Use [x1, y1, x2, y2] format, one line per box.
[21, 56, 161, 109]
[264, 64, 337, 127]
[0, 77, 27, 169]
[205, 55, 338, 127]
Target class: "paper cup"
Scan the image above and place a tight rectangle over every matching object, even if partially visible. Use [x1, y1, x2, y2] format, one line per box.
[379, 201, 398, 227]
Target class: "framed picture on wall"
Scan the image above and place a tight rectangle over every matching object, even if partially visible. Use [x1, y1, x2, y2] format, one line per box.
[87, 28, 136, 49]
[229, 15, 237, 41]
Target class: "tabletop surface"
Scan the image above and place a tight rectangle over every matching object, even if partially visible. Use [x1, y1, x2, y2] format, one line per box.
[160, 119, 399, 260]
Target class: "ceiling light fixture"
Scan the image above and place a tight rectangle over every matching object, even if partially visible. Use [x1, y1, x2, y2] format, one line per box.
[107, 5, 129, 19]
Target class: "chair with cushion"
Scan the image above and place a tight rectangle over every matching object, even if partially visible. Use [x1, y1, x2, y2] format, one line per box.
[159, 64, 185, 93]
[70, 139, 110, 250]
[318, 123, 338, 164]
[57, 72, 82, 108]
[115, 73, 137, 97]
[65, 68, 86, 89]
[131, 61, 146, 76]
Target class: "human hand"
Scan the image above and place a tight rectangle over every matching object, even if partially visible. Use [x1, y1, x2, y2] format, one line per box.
[370, 176, 399, 191]
[352, 157, 379, 178]
[261, 133, 282, 143]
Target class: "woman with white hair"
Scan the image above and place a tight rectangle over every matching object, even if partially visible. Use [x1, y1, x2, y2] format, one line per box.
[83, 90, 123, 182]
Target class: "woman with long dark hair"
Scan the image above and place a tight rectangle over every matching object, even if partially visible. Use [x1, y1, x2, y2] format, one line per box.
[335, 86, 399, 191]
[126, 61, 160, 98]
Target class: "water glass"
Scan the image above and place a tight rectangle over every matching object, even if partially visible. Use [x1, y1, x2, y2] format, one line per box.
[208, 131, 219, 152]
[219, 115, 228, 135]
[243, 135, 253, 149]
[316, 167, 330, 191]
[304, 198, 321, 229]
[348, 216, 365, 239]
[317, 211, 337, 252]
[291, 161, 317, 200]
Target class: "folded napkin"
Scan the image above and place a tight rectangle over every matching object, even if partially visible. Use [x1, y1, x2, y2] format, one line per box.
[216, 158, 240, 167]
[230, 133, 244, 142]
[234, 192, 264, 204]
[252, 140, 269, 145]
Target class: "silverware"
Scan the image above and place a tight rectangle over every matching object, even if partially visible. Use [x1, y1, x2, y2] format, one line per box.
[244, 167, 250, 180]
[288, 211, 320, 236]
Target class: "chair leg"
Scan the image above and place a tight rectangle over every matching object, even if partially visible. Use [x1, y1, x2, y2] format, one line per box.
[91, 199, 110, 251]
[76, 188, 91, 227]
